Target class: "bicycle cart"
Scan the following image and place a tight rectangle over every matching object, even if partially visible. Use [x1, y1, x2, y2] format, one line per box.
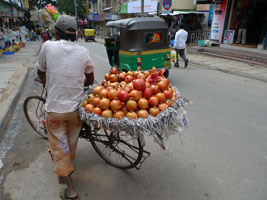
[23, 82, 150, 169]
[24, 68, 189, 169]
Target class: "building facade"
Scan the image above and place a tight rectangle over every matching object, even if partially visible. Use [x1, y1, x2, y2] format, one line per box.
[0, 0, 25, 29]
[209, 0, 267, 49]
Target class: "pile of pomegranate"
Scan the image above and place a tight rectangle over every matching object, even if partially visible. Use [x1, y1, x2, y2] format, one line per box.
[81, 67, 177, 119]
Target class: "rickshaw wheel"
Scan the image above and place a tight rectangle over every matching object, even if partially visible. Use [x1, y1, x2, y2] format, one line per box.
[163, 70, 169, 78]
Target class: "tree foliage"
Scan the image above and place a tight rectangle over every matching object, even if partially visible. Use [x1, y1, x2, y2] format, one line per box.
[58, 0, 85, 18]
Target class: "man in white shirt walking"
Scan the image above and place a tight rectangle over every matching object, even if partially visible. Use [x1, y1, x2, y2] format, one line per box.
[36, 15, 95, 199]
[173, 23, 189, 68]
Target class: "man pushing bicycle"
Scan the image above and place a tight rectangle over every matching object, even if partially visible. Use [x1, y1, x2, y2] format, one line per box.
[36, 15, 95, 199]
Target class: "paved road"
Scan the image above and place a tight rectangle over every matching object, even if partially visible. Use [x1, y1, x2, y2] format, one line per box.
[1, 41, 267, 200]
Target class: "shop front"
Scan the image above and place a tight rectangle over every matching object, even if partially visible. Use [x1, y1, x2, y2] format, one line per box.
[228, 0, 267, 48]
[210, 0, 267, 49]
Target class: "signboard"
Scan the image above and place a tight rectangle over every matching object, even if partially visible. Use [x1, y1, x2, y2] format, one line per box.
[223, 30, 235, 44]
[118, 3, 127, 14]
[128, 0, 157, 14]
[162, 0, 172, 11]
[210, 0, 228, 44]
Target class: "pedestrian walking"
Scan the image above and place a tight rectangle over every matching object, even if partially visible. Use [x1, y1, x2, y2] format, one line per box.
[173, 23, 189, 68]
[42, 32, 49, 42]
[35, 15, 95, 200]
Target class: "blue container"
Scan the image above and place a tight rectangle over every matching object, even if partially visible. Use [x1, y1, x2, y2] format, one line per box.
[3, 51, 14, 55]
[198, 40, 205, 47]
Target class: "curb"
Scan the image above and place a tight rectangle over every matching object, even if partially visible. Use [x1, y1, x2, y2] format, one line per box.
[0, 67, 29, 138]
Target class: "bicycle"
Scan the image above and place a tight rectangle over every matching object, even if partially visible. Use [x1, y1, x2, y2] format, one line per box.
[23, 82, 150, 169]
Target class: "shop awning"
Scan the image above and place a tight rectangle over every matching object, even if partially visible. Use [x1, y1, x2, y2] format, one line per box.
[160, 11, 204, 16]
[103, 7, 113, 12]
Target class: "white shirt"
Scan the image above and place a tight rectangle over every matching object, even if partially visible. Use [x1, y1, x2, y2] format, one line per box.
[36, 40, 95, 113]
[173, 29, 188, 50]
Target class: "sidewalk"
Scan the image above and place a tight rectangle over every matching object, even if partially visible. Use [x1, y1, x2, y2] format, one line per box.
[0, 41, 40, 138]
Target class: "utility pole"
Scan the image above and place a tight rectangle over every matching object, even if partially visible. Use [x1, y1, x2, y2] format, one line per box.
[157, 0, 162, 16]
[74, 0, 78, 20]
[141, 0, 144, 17]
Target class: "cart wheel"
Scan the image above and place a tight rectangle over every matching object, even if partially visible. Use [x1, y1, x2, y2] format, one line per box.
[90, 129, 144, 169]
[163, 70, 169, 78]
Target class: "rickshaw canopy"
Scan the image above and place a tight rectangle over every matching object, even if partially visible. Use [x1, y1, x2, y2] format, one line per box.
[106, 17, 169, 52]
[106, 17, 168, 30]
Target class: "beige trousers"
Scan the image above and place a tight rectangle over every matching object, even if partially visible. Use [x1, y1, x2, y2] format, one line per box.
[46, 111, 81, 177]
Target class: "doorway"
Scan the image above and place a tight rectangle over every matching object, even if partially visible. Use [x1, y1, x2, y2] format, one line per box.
[229, 0, 267, 47]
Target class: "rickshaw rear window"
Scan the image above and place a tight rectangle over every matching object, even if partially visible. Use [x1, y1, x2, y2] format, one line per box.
[145, 32, 162, 43]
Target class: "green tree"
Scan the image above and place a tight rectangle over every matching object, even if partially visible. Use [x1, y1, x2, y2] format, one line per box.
[58, 0, 85, 19]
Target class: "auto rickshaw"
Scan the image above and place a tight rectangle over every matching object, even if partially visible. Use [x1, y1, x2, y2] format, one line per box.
[105, 17, 171, 77]
[84, 29, 95, 42]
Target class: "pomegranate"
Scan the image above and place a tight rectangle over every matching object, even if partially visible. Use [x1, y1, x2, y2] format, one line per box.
[99, 89, 108, 98]
[156, 93, 166, 103]
[101, 80, 106, 86]
[93, 86, 103, 96]
[110, 74, 118, 83]
[127, 71, 134, 76]
[137, 110, 149, 118]
[118, 90, 129, 102]
[102, 110, 113, 118]
[149, 107, 160, 116]
[93, 107, 102, 116]
[92, 97, 101, 107]
[125, 85, 134, 93]
[85, 104, 94, 113]
[108, 89, 118, 100]
[145, 82, 151, 88]
[158, 103, 168, 111]
[126, 100, 137, 111]
[133, 79, 146, 91]
[158, 79, 169, 91]
[126, 111, 137, 119]
[119, 81, 127, 89]
[148, 96, 159, 107]
[111, 82, 119, 89]
[99, 98, 110, 110]
[81, 100, 87, 108]
[86, 94, 94, 103]
[104, 73, 110, 81]
[110, 67, 118, 74]
[110, 100, 123, 111]
[130, 90, 142, 101]
[137, 73, 146, 80]
[143, 87, 153, 99]
[150, 85, 160, 94]
[113, 111, 125, 119]
[157, 69, 166, 76]
[144, 71, 150, 77]
[151, 67, 157, 73]
[125, 75, 134, 83]
[163, 90, 171, 99]
[138, 98, 149, 110]
[118, 72, 127, 81]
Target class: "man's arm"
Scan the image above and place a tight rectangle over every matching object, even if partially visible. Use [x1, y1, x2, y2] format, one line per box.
[84, 71, 94, 87]
[35, 43, 47, 84]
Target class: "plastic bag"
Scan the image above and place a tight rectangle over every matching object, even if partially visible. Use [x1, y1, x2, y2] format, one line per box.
[171, 50, 176, 63]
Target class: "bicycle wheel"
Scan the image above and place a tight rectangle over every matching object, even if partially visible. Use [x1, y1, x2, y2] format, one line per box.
[23, 96, 47, 139]
[90, 128, 143, 169]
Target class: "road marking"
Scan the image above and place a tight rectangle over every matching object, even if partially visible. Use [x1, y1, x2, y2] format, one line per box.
[93, 54, 108, 62]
